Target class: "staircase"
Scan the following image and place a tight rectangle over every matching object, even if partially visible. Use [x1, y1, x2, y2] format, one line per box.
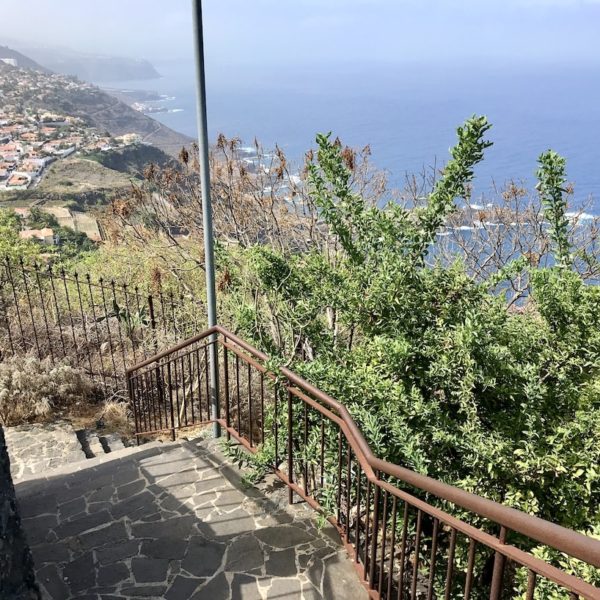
[3, 421, 131, 483]
[9, 433, 366, 600]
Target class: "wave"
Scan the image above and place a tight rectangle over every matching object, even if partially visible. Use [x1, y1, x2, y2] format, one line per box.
[566, 211, 596, 221]
[169, 108, 184, 113]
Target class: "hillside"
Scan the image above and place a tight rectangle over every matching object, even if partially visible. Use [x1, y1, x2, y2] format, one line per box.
[0, 50, 193, 157]
[38, 158, 133, 196]
[36, 83, 193, 156]
[0, 45, 51, 73]
[85, 144, 175, 177]
[18, 45, 160, 82]
[0, 158, 134, 206]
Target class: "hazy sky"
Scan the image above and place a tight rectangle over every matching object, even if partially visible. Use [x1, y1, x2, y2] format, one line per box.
[1, 0, 600, 66]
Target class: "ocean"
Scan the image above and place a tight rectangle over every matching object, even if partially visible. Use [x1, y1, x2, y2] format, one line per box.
[100, 59, 600, 211]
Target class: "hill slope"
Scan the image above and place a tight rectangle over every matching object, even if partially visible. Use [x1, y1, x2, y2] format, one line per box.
[19, 46, 160, 82]
[0, 45, 51, 73]
[0, 59, 193, 157]
[38, 84, 193, 156]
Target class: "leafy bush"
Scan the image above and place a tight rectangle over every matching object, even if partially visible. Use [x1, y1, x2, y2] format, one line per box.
[221, 118, 600, 540]
[0, 356, 94, 426]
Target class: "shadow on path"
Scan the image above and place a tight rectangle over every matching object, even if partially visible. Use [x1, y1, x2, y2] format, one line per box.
[15, 436, 368, 599]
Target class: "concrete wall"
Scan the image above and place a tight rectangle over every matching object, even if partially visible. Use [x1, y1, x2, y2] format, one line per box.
[0, 426, 40, 599]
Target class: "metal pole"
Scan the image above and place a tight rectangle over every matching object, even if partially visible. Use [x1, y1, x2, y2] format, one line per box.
[192, 0, 220, 437]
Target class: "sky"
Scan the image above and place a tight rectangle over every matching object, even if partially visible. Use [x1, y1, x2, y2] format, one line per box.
[1, 0, 600, 67]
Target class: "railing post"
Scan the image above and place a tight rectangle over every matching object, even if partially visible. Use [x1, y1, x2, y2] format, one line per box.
[127, 373, 140, 446]
[369, 474, 381, 589]
[287, 388, 294, 504]
[489, 526, 508, 600]
[167, 360, 176, 441]
[223, 336, 230, 440]
[208, 333, 220, 437]
[148, 295, 158, 353]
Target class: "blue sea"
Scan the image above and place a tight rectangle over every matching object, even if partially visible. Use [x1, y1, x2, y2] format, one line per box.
[100, 59, 600, 211]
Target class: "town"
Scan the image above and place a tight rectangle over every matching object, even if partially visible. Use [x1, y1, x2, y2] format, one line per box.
[0, 61, 141, 193]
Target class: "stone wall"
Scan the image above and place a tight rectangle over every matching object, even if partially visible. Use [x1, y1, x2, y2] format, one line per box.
[0, 426, 40, 600]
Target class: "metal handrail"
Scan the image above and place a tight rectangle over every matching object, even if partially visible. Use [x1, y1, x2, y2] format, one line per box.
[127, 324, 600, 572]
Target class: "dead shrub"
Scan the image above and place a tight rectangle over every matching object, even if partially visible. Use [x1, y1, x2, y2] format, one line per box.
[0, 355, 95, 426]
[98, 400, 131, 435]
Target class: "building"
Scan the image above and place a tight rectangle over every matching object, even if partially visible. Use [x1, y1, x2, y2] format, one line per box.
[19, 228, 55, 245]
[5, 173, 30, 189]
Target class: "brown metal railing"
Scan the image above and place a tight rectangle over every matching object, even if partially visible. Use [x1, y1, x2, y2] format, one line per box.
[127, 326, 600, 600]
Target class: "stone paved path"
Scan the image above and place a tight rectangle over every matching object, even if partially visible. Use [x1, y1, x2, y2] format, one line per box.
[5, 421, 88, 481]
[14, 436, 368, 599]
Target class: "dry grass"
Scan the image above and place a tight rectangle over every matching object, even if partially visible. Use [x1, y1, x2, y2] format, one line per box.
[0, 354, 96, 426]
[97, 400, 132, 436]
[38, 158, 133, 195]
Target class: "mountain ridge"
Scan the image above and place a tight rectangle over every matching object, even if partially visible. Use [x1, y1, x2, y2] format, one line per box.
[0, 45, 52, 73]
[2, 40, 160, 82]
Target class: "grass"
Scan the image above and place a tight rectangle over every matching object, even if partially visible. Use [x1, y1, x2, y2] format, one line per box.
[37, 158, 133, 195]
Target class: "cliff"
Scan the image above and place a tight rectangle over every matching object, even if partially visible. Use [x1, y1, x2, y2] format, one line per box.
[0, 45, 51, 73]
[11, 45, 160, 82]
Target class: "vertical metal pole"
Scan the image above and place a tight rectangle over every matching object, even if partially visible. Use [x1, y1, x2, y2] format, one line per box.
[192, 0, 220, 437]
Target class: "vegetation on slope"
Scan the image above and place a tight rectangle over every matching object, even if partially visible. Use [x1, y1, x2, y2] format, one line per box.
[78, 120, 600, 539]
[84, 144, 175, 177]
[3, 117, 599, 592]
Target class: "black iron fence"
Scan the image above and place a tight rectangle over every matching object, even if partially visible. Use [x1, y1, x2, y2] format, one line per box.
[0, 257, 204, 399]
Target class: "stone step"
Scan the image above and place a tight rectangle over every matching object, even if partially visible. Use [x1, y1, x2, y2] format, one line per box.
[5, 421, 145, 483]
[99, 432, 127, 453]
[75, 429, 104, 458]
[4, 421, 88, 482]
[15, 440, 168, 485]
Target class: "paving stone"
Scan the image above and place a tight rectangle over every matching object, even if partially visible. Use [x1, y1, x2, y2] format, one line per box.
[58, 496, 87, 520]
[191, 572, 229, 600]
[79, 521, 129, 550]
[121, 584, 167, 597]
[62, 551, 96, 593]
[131, 557, 170, 583]
[141, 536, 188, 559]
[117, 478, 146, 499]
[31, 541, 70, 565]
[4, 421, 87, 483]
[18, 492, 58, 518]
[267, 577, 303, 598]
[301, 582, 324, 599]
[231, 573, 262, 600]
[203, 507, 256, 539]
[110, 489, 156, 520]
[265, 547, 297, 577]
[20, 513, 59, 544]
[95, 539, 140, 565]
[97, 561, 130, 587]
[165, 575, 201, 600]
[322, 551, 368, 600]
[182, 537, 226, 578]
[226, 534, 264, 572]
[14, 437, 368, 599]
[88, 485, 114, 503]
[54, 509, 112, 539]
[254, 524, 315, 549]
[36, 563, 70, 600]
[131, 514, 196, 540]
